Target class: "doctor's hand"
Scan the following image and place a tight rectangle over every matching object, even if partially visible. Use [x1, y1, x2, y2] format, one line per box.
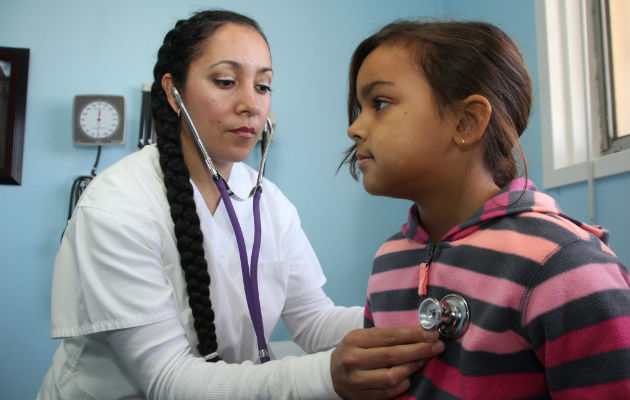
[330, 326, 444, 400]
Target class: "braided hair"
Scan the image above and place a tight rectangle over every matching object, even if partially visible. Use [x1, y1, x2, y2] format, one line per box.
[150, 10, 267, 361]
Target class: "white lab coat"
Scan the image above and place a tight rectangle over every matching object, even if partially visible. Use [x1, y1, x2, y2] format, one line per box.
[37, 145, 359, 399]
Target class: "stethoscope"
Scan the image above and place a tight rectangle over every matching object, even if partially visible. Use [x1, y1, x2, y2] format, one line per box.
[172, 86, 273, 363]
[418, 294, 470, 339]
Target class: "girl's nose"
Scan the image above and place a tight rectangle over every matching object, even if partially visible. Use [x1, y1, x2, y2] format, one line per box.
[347, 117, 366, 142]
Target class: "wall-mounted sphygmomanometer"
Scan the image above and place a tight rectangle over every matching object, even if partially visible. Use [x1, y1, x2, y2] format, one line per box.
[65, 94, 126, 231]
[73, 94, 126, 145]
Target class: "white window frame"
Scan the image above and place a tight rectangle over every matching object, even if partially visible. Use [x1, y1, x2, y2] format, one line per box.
[535, 0, 629, 190]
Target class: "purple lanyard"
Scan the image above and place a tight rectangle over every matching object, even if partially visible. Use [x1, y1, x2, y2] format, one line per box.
[215, 178, 270, 363]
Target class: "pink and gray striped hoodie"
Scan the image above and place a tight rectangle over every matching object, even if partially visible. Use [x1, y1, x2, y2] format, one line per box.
[365, 178, 630, 399]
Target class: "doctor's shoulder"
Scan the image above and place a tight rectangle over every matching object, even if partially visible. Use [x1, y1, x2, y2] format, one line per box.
[70, 145, 170, 223]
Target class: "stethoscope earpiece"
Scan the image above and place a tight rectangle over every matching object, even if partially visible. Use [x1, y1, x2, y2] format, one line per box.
[418, 293, 470, 339]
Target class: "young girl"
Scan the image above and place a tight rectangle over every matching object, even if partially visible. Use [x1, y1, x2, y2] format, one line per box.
[37, 11, 443, 400]
[342, 20, 630, 399]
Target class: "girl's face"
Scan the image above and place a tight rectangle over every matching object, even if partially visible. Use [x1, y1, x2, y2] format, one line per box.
[347, 44, 460, 202]
[176, 23, 272, 171]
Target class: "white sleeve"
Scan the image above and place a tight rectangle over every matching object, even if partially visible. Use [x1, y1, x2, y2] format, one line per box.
[104, 316, 342, 400]
[52, 199, 177, 337]
[283, 287, 363, 353]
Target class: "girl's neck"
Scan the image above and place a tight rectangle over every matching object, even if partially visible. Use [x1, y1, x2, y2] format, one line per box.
[417, 174, 500, 244]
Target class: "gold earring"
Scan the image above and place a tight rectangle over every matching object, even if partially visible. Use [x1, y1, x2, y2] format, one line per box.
[459, 137, 466, 146]
[177, 109, 181, 118]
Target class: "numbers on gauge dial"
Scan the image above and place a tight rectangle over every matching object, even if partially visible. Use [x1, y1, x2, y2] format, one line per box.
[79, 101, 120, 138]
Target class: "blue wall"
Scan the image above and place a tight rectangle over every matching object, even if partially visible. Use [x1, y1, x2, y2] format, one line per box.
[0, 1, 627, 398]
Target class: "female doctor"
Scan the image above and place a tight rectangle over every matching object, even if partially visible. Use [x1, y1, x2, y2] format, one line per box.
[37, 10, 443, 400]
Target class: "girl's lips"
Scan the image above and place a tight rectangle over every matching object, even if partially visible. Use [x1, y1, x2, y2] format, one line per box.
[356, 153, 373, 168]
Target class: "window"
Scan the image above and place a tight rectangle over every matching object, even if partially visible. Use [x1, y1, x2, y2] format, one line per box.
[590, 0, 629, 154]
[535, 0, 629, 189]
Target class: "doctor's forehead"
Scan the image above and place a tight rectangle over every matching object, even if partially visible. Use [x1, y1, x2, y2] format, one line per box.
[194, 23, 272, 70]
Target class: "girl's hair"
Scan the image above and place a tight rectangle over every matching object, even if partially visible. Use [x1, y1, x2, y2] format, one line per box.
[341, 20, 532, 188]
[150, 10, 268, 361]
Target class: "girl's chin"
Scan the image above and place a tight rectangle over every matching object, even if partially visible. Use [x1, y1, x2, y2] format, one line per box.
[361, 177, 403, 199]
[361, 178, 385, 196]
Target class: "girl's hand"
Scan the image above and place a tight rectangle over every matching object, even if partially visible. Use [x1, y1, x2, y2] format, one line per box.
[331, 326, 444, 400]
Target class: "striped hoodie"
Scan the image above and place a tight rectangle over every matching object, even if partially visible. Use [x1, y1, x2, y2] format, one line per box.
[365, 178, 630, 399]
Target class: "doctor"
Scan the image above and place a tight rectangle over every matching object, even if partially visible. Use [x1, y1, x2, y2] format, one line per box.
[37, 9, 443, 400]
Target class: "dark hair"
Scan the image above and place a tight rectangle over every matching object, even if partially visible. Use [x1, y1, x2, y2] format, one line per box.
[341, 20, 532, 188]
[151, 10, 268, 361]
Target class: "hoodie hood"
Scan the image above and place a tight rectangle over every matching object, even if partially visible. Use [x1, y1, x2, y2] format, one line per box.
[401, 177, 609, 244]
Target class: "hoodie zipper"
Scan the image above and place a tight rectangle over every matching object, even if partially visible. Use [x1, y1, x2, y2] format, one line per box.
[418, 243, 435, 296]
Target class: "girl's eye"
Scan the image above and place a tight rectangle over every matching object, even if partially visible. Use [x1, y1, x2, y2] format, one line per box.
[355, 100, 363, 114]
[374, 99, 390, 111]
[214, 78, 235, 88]
[256, 84, 272, 94]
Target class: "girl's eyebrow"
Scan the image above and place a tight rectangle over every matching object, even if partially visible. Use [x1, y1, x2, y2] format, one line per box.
[359, 80, 394, 100]
[210, 59, 273, 74]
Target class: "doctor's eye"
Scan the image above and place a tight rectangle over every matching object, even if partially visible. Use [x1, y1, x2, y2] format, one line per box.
[214, 78, 236, 88]
[256, 84, 272, 94]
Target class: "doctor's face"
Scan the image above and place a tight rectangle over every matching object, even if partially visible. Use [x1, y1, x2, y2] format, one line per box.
[178, 22, 272, 171]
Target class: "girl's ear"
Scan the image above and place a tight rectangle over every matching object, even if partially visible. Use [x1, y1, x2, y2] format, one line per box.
[453, 94, 492, 147]
[161, 73, 180, 114]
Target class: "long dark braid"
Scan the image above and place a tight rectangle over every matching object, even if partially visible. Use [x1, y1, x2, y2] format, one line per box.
[150, 10, 267, 361]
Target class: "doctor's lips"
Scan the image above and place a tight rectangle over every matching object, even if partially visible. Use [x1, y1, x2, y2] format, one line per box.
[231, 126, 256, 139]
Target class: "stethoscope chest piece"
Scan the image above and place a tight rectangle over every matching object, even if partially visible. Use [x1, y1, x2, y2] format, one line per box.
[418, 293, 470, 339]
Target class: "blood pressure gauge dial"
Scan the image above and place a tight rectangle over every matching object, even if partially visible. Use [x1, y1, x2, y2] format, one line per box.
[73, 95, 126, 145]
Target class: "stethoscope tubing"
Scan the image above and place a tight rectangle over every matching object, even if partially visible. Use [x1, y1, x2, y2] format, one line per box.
[171, 86, 271, 363]
[216, 179, 270, 362]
